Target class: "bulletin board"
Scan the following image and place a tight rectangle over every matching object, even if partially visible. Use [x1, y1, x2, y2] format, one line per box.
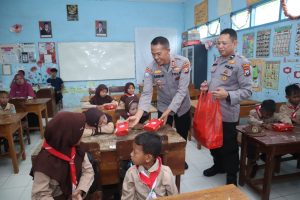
[58, 42, 135, 81]
[263, 61, 280, 90]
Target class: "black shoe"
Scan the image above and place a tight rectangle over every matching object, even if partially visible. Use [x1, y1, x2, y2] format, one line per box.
[203, 165, 225, 177]
[185, 162, 189, 170]
[226, 174, 237, 186]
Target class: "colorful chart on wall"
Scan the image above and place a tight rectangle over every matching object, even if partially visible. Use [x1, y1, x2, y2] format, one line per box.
[250, 59, 265, 92]
[242, 32, 254, 58]
[194, 0, 208, 26]
[256, 29, 271, 57]
[272, 25, 292, 57]
[295, 24, 300, 56]
[263, 61, 280, 90]
[20, 43, 36, 63]
[0, 44, 20, 64]
[38, 42, 56, 63]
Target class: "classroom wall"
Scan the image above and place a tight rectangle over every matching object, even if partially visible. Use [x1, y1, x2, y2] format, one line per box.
[183, 0, 300, 103]
[0, 0, 184, 107]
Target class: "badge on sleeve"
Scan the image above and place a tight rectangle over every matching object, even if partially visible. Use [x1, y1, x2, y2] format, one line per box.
[144, 67, 152, 77]
[242, 64, 251, 76]
[182, 61, 190, 73]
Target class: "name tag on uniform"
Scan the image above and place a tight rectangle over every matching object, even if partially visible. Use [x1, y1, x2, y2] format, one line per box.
[154, 74, 164, 78]
[225, 65, 233, 70]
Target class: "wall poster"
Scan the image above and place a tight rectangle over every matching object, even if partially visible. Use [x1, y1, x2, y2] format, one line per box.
[272, 25, 292, 56]
[263, 61, 280, 90]
[242, 32, 254, 58]
[256, 29, 271, 57]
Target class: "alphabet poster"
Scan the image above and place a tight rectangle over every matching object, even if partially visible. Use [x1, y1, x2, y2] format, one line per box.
[295, 24, 300, 56]
[273, 25, 292, 56]
[242, 32, 254, 58]
[256, 29, 271, 57]
[263, 61, 280, 90]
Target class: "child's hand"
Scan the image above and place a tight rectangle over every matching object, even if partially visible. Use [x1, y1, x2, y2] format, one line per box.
[97, 105, 104, 110]
[72, 190, 83, 200]
[262, 123, 272, 130]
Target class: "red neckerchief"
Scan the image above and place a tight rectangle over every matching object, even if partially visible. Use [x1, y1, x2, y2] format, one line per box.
[137, 157, 162, 189]
[124, 93, 135, 97]
[43, 141, 77, 193]
[287, 104, 300, 119]
[255, 105, 262, 119]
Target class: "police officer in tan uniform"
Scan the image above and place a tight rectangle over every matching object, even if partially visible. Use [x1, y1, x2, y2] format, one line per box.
[128, 36, 191, 169]
[201, 29, 252, 185]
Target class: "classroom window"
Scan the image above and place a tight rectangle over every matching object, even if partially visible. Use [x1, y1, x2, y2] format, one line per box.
[197, 24, 208, 39]
[253, 0, 280, 26]
[231, 9, 250, 30]
[281, 0, 300, 20]
[207, 20, 220, 37]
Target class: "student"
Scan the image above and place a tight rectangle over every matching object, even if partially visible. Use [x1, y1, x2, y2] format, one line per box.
[119, 82, 136, 108]
[9, 74, 35, 99]
[121, 132, 178, 200]
[279, 84, 300, 124]
[248, 99, 291, 128]
[31, 112, 94, 200]
[88, 84, 118, 108]
[47, 68, 64, 104]
[0, 90, 16, 152]
[0, 90, 16, 114]
[83, 108, 114, 136]
[119, 96, 149, 124]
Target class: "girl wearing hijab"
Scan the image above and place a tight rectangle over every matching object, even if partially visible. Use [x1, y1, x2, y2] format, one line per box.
[31, 112, 94, 200]
[119, 82, 137, 109]
[9, 74, 35, 99]
[85, 84, 118, 109]
[83, 108, 114, 136]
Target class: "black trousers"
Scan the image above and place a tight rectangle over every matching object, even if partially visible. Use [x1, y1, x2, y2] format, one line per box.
[210, 121, 239, 176]
[158, 109, 191, 140]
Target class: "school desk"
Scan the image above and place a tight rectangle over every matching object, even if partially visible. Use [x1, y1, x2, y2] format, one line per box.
[12, 98, 50, 138]
[32, 125, 186, 191]
[237, 124, 300, 200]
[0, 112, 27, 173]
[36, 87, 58, 117]
[157, 184, 249, 200]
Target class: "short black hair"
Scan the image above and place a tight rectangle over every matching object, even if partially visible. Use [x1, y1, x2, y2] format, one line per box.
[0, 90, 9, 96]
[18, 70, 25, 76]
[151, 36, 170, 49]
[134, 132, 162, 158]
[285, 84, 300, 96]
[50, 68, 58, 73]
[220, 28, 237, 41]
[261, 99, 276, 113]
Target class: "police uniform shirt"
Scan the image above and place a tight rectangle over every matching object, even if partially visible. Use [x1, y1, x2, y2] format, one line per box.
[209, 54, 252, 122]
[139, 55, 191, 116]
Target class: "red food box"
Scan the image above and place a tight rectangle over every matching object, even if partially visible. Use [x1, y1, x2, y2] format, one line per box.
[115, 122, 129, 136]
[272, 123, 294, 132]
[103, 103, 117, 110]
[144, 119, 164, 132]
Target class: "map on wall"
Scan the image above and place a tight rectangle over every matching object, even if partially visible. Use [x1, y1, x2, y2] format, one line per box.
[242, 32, 254, 58]
[295, 24, 300, 56]
[194, 0, 208, 26]
[263, 61, 280, 90]
[256, 29, 271, 57]
[250, 59, 265, 92]
[272, 25, 292, 57]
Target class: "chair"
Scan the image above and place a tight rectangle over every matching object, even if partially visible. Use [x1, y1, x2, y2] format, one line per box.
[9, 99, 30, 144]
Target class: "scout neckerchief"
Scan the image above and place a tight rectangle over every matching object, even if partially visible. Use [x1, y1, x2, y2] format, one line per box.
[137, 157, 162, 199]
[255, 105, 262, 119]
[43, 141, 77, 193]
[124, 93, 135, 97]
[287, 104, 300, 119]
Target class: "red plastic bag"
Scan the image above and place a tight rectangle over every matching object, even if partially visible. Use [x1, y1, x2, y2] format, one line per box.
[115, 121, 129, 136]
[144, 119, 164, 132]
[272, 123, 293, 132]
[193, 92, 223, 149]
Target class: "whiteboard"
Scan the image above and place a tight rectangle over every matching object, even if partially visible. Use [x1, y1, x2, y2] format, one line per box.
[58, 42, 135, 81]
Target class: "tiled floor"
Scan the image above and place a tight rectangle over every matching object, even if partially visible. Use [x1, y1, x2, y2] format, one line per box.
[1, 131, 300, 200]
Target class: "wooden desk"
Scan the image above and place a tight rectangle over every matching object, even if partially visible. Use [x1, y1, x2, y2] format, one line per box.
[0, 113, 27, 173]
[13, 98, 50, 138]
[238, 125, 300, 200]
[32, 125, 186, 190]
[157, 184, 249, 200]
[36, 88, 58, 117]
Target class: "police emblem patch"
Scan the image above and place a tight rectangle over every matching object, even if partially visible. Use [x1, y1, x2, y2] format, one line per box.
[242, 64, 251, 76]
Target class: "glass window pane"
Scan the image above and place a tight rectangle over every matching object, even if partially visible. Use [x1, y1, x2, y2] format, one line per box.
[197, 25, 208, 39]
[281, 0, 300, 19]
[208, 20, 220, 36]
[254, 0, 280, 26]
[231, 10, 250, 30]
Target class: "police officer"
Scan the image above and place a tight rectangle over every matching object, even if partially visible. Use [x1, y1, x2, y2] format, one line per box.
[201, 29, 252, 185]
[128, 36, 191, 169]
